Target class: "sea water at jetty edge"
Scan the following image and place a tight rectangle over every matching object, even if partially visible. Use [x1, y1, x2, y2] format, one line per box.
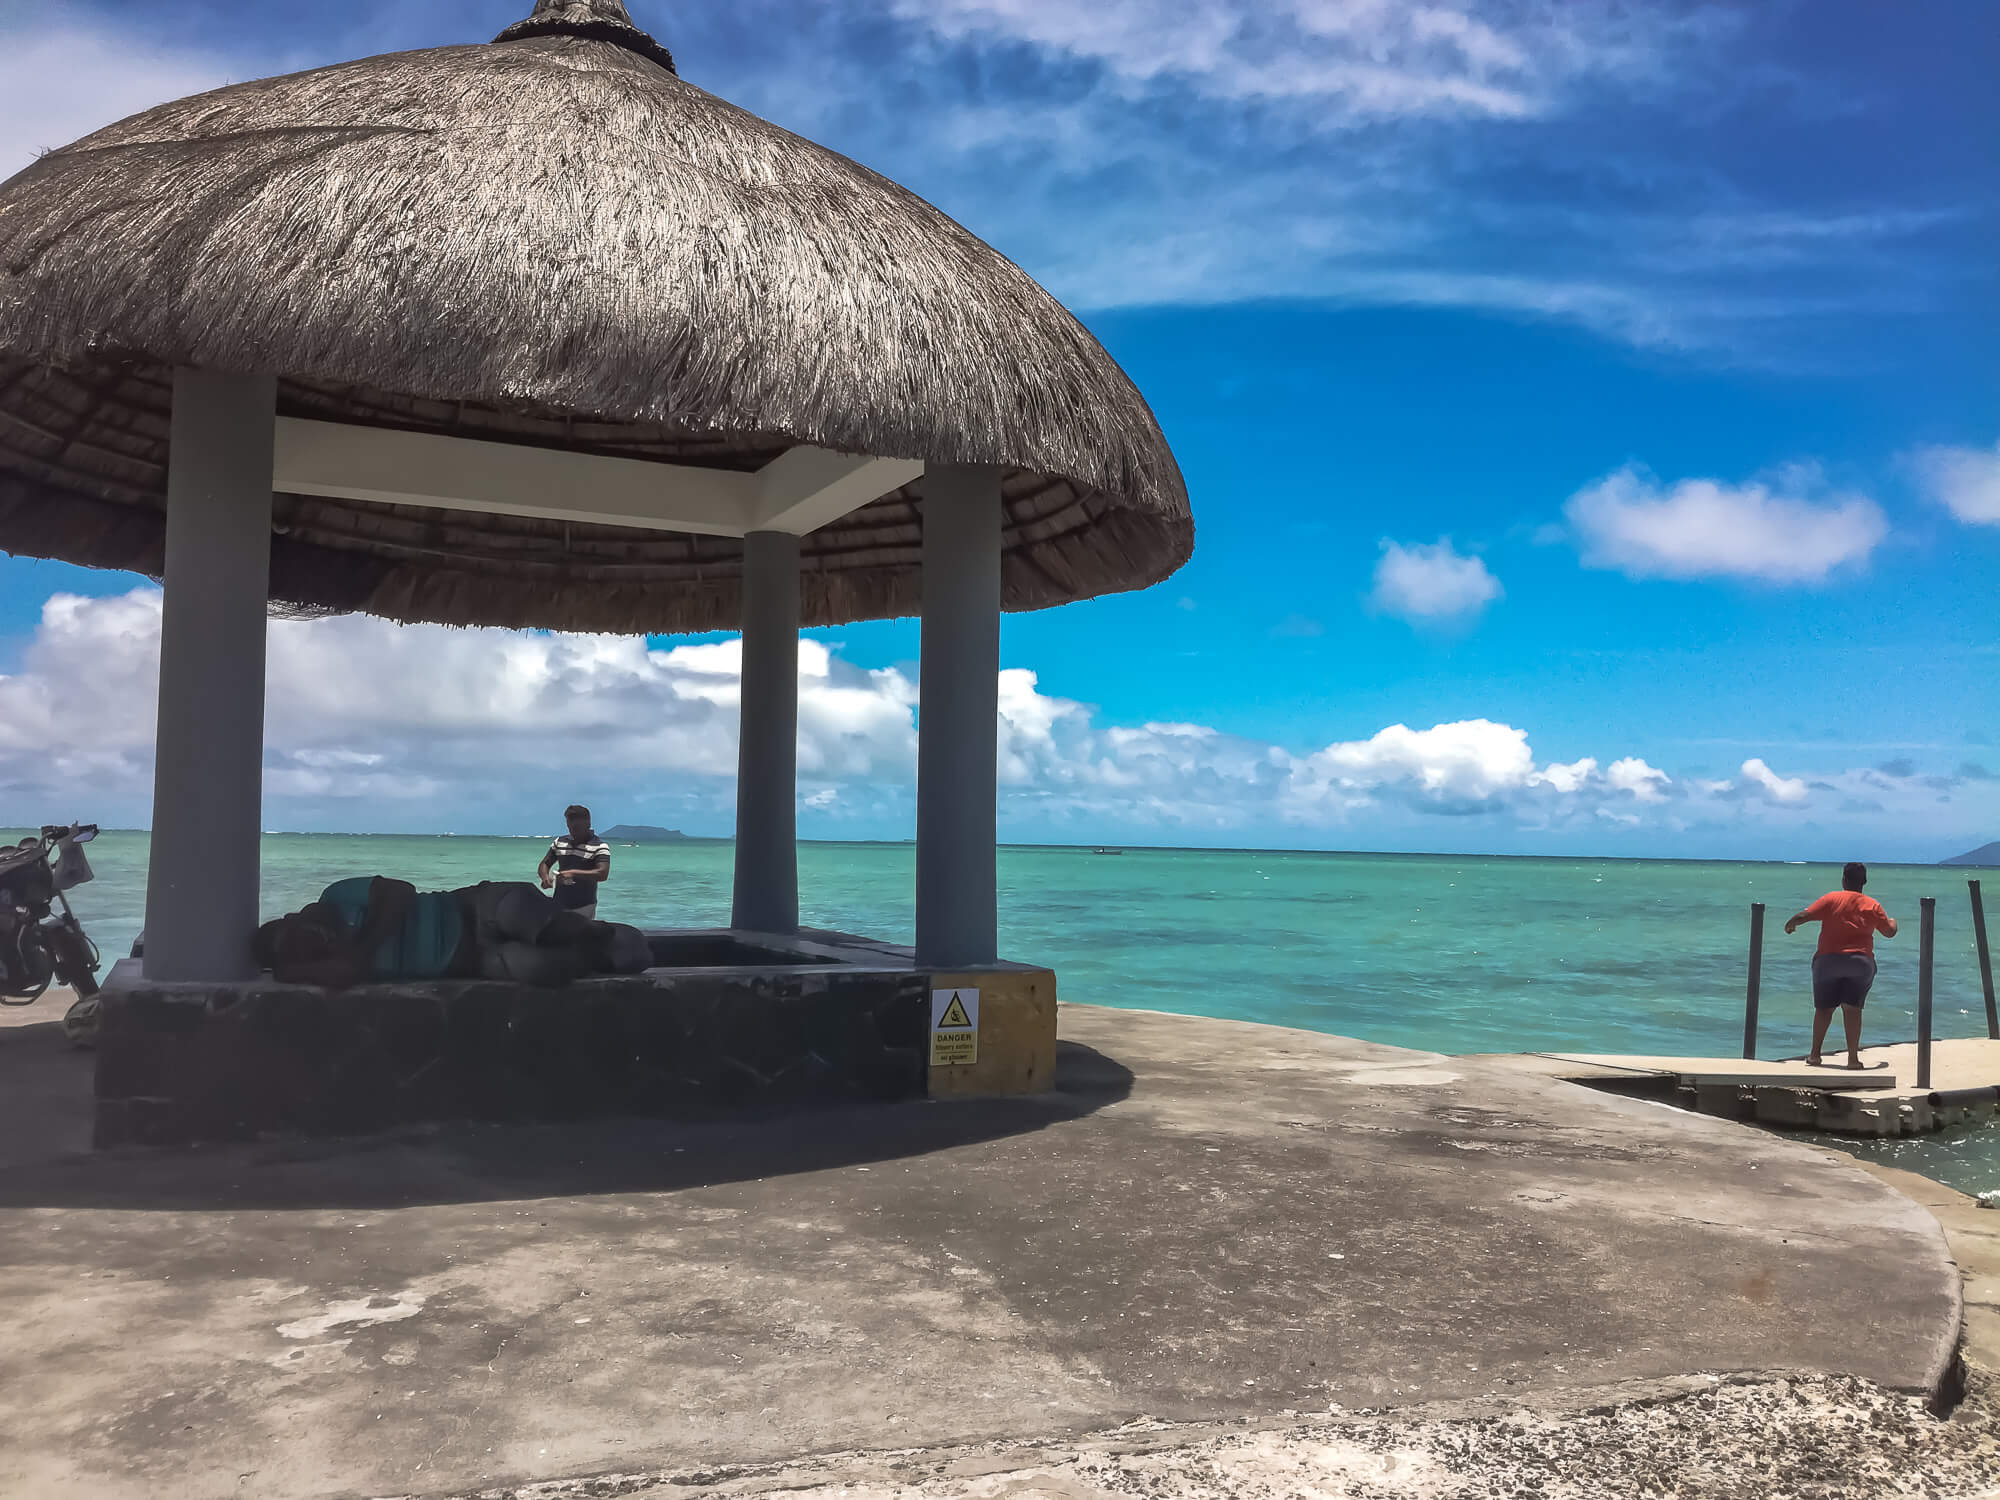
[13, 830, 1997, 1194]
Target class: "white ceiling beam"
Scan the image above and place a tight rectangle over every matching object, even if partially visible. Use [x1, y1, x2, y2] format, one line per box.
[271, 418, 919, 539]
[273, 416, 751, 535]
[750, 448, 925, 535]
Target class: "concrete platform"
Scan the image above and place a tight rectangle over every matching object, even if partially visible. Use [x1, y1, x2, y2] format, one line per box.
[88, 932, 1056, 1146]
[1856, 1162, 2000, 1378]
[1478, 1038, 2000, 1136]
[0, 1000, 1966, 1499]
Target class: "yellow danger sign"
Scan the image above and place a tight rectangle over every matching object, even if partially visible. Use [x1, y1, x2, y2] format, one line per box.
[930, 987, 979, 1067]
[931, 1031, 977, 1066]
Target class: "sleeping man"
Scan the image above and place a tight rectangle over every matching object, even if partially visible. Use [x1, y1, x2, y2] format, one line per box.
[254, 877, 652, 988]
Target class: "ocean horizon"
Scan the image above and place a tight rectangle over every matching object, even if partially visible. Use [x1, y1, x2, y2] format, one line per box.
[42, 826, 1999, 868]
[13, 827, 1997, 1196]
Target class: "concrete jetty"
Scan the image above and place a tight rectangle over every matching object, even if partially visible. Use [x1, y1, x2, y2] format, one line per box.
[1478, 1038, 2000, 1136]
[0, 999, 1974, 1498]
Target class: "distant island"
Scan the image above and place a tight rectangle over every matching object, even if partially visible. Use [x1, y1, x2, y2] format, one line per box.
[1944, 842, 2000, 867]
[603, 824, 690, 844]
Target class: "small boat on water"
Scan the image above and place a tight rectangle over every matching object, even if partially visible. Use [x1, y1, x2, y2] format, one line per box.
[1091, 847, 1123, 856]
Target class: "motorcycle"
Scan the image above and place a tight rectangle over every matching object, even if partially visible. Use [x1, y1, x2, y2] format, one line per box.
[0, 824, 104, 1012]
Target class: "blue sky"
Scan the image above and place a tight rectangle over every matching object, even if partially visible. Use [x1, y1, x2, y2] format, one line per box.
[1, 0, 1995, 859]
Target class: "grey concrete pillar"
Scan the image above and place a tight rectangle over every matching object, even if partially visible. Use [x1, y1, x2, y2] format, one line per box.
[731, 530, 801, 934]
[143, 369, 276, 981]
[916, 465, 1003, 968]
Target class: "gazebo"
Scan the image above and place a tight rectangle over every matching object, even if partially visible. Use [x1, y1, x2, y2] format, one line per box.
[0, 0, 1191, 1139]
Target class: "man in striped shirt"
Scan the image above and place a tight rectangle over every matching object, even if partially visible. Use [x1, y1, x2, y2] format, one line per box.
[538, 804, 611, 919]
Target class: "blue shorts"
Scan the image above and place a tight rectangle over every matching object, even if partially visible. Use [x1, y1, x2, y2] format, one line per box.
[1812, 952, 1875, 1010]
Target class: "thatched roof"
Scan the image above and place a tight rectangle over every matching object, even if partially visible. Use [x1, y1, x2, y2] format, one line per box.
[0, 0, 1190, 634]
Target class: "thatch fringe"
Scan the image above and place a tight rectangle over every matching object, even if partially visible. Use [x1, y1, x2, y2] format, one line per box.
[0, 6, 1189, 634]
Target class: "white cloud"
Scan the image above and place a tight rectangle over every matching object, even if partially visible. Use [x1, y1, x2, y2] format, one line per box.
[0, 590, 163, 799]
[4, 589, 1979, 845]
[0, 591, 920, 829]
[1522, 755, 1670, 803]
[1740, 757, 1809, 806]
[799, 0, 1945, 358]
[1605, 756, 1671, 803]
[1565, 464, 1888, 584]
[1530, 756, 1598, 795]
[0, 4, 1959, 366]
[895, 0, 1555, 120]
[888, 0, 1737, 124]
[0, 28, 239, 180]
[1910, 441, 2000, 527]
[1369, 538, 1502, 624]
[1290, 719, 1537, 813]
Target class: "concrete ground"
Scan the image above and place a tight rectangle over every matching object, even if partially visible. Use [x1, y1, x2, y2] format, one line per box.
[0, 997, 1977, 1499]
[1859, 1161, 2000, 1375]
[483, 1373, 2000, 1500]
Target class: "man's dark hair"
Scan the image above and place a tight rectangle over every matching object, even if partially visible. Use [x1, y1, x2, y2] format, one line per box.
[1843, 861, 1867, 892]
[565, 804, 591, 823]
[255, 907, 341, 975]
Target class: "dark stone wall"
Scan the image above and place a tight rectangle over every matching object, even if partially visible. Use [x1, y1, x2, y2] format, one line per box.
[94, 969, 930, 1147]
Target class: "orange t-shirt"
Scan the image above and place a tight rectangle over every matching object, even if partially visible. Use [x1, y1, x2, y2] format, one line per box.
[1802, 890, 1893, 956]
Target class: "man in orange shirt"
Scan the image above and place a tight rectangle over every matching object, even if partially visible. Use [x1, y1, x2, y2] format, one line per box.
[1783, 861, 1898, 1068]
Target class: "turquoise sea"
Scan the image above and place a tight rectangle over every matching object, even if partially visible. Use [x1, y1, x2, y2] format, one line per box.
[12, 830, 1997, 1194]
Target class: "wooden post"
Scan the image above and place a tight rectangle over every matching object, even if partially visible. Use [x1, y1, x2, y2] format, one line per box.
[1972, 880, 1997, 1042]
[1917, 896, 1936, 1091]
[1743, 902, 1764, 1061]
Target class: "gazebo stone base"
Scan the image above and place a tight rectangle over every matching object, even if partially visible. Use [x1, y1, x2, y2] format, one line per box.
[91, 930, 1056, 1148]
[926, 965, 1058, 1098]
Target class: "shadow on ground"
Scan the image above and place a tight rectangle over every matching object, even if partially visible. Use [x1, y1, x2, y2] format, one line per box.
[0, 1004, 1968, 1500]
[0, 1019, 1134, 1212]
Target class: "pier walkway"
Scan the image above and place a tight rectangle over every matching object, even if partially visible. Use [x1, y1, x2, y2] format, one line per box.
[0, 1000, 1972, 1498]
[1476, 1037, 2000, 1136]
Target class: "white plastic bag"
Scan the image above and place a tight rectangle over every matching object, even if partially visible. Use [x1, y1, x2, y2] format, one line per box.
[62, 993, 99, 1048]
[51, 837, 93, 892]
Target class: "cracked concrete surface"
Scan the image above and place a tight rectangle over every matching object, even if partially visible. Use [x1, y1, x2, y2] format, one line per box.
[429, 1372, 2000, 1500]
[1858, 1161, 2000, 1381]
[0, 1002, 1969, 1498]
